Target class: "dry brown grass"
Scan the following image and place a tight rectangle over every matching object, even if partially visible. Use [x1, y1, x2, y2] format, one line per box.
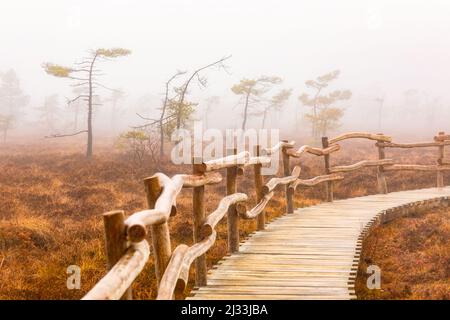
[0, 138, 448, 299]
[355, 207, 450, 300]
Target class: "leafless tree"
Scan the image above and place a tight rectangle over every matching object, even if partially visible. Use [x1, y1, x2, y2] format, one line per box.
[0, 69, 29, 141]
[42, 48, 131, 158]
[135, 70, 185, 157]
[174, 55, 231, 129]
[135, 55, 231, 157]
[36, 94, 60, 133]
[231, 76, 282, 130]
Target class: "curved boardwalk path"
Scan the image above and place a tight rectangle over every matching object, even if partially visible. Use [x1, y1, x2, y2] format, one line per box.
[188, 187, 450, 300]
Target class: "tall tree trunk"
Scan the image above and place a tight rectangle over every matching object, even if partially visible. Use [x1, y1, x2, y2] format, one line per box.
[159, 120, 164, 158]
[87, 103, 93, 158]
[312, 88, 322, 140]
[261, 108, 268, 129]
[242, 92, 250, 130]
[86, 54, 98, 159]
[159, 79, 171, 158]
[74, 105, 78, 131]
[176, 108, 181, 129]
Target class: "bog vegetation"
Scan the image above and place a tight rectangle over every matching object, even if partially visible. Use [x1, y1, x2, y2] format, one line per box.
[0, 139, 448, 299]
[0, 48, 449, 300]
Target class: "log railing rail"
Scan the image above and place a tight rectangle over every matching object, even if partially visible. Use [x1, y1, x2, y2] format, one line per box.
[83, 131, 449, 300]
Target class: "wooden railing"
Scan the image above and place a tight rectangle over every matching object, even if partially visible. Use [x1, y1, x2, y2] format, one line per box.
[82, 131, 450, 300]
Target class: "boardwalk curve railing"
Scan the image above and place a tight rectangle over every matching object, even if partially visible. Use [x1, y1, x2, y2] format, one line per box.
[82, 131, 449, 300]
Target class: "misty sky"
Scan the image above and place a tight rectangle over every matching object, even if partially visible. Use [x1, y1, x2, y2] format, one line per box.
[1, 0, 450, 134]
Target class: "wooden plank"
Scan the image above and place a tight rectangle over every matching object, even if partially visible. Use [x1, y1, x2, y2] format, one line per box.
[187, 188, 450, 301]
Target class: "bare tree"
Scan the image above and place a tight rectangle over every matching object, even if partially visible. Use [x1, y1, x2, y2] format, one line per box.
[0, 115, 14, 142]
[69, 87, 85, 131]
[135, 55, 230, 157]
[299, 70, 351, 140]
[116, 129, 159, 169]
[42, 48, 131, 158]
[36, 94, 60, 133]
[135, 70, 186, 157]
[173, 55, 231, 129]
[0, 69, 29, 141]
[204, 96, 220, 129]
[231, 76, 282, 130]
[259, 89, 292, 128]
[105, 88, 125, 135]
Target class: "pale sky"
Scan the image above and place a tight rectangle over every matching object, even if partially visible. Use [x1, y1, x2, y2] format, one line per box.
[1, 0, 450, 134]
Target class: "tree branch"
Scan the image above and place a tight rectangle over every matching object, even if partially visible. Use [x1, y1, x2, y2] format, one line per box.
[93, 82, 116, 91]
[66, 95, 89, 105]
[45, 130, 88, 138]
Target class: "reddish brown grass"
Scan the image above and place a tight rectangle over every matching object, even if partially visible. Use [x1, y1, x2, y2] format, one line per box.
[0, 139, 448, 299]
[355, 207, 450, 300]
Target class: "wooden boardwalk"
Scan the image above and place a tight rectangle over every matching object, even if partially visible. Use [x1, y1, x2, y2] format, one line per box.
[84, 132, 450, 300]
[188, 187, 450, 300]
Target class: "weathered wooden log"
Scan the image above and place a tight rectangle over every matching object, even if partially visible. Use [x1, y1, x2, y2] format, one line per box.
[434, 132, 450, 142]
[237, 192, 274, 220]
[192, 162, 207, 287]
[244, 156, 272, 167]
[175, 231, 216, 298]
[253, 145, 266, 230]
[226, 149, 240, 253]
[148, 173, 183, 215]
[330, 159, 394, 173]
[125, 209, 164, 243]
[261, 140, 295, 156]
[201, 193, 248, 238]
[200, 151, 249, 172]
[125, 173, 182, 243]
[377, 141, 447, 148]
[289, 173, 344, 190]
[322, 137, 334, 202]
[384, 164, 450, 171]
[157, 231, 217, 300]
[287, 144, 340, 158]
[155, 245, 188, 300]
[180, 172, 222, 187]
[281, 142, 294, 213]
[82, 240, 150, 300]
[262, 166, 301, 195]
[236, 165, 245, 176]
[329, 132, 391, 144]
[144, 175, 173, 286]
[376, 136, 388, 194]
[103, 210, 133, 299]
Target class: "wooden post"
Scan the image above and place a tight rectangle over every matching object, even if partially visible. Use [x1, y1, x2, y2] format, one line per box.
[322, 137, 334, 202]
[282, 142, 294, 214]
[437, 131, 445, 188]
[103, 210, 132, 300]
[144, 176, 172, 287]
[227, 148, 239, 253]
[254, 145, 265, 230]
[192, 159, 207, 286]
[376, 137, 388, 194]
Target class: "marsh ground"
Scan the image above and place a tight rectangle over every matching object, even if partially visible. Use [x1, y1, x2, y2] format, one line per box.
[0, 137, 448, 299]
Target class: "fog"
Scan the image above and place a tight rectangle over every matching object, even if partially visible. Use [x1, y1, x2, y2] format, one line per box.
[1, 0, 450, 141]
